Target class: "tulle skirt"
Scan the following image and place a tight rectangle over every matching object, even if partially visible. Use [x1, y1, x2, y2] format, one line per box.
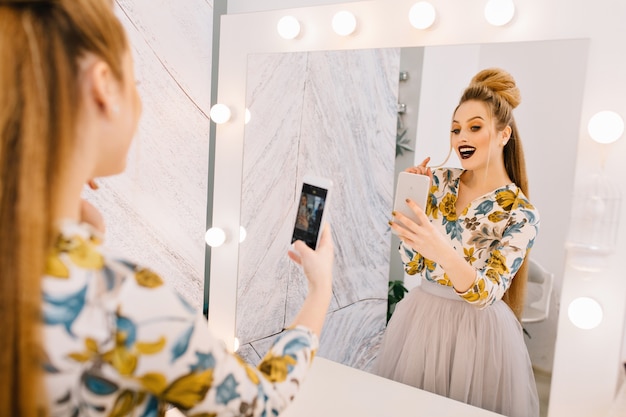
[373, 280, 539, 417]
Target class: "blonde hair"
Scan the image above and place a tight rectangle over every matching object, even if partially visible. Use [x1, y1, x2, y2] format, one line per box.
[0, 0, 128, 415]
[457, 68, 530, 320]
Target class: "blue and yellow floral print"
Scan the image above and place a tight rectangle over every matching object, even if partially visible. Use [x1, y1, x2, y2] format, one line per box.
[399, 168, 540, 308]
[43, 221, 317, 417]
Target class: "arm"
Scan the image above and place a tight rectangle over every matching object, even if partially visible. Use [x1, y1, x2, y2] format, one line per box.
[43, 223, 333, 416]
[392, 199, 539, 307]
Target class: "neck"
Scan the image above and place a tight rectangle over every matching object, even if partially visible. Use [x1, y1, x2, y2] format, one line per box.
[462, 163, 511, 192]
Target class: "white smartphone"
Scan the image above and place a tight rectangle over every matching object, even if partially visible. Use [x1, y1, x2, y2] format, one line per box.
[393, 171, 430, 224]
[291, 175, 332, 250]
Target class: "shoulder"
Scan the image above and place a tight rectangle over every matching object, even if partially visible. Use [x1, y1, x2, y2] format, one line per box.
[495, 185, 540, 227]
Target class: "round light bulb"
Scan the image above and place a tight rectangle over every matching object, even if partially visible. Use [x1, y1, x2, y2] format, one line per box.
[587, 111, 624, 144]
[277, 16, 300, 40]
[209, 104, 231, 124]
[409, 2, 436, 30]
[568, 297, 603, 329]
[484, 0, 515, 26]
[244, 108, 251, 125]
[205, 227, 226, 247]
[332, 11, 357, 36]
[239, 226, 247, 243]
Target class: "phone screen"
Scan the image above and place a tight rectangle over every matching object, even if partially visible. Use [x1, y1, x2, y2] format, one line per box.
[291, 182, 328, 249]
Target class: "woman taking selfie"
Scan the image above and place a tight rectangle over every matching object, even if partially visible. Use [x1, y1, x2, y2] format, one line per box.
[375, 68, 540, 417]
[0, 1, 334, 416]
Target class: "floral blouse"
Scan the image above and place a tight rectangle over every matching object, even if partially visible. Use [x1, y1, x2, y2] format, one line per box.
[400, 168, 540, 308]
[43, 221, 317, 417]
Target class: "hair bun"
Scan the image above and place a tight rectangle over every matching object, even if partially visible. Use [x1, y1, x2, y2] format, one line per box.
[471, 67, 521, 109]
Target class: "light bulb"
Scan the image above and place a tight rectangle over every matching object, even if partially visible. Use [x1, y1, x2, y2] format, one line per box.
[484, 0, 515, 26]
[409, 2, 436, 30]
[209, 104, 231, 124]
[587, 111, 624, 144]
[205, 227, 226, 247]
[332, 11, 357, 36]
[277, 16, 300, 40]
[233, 337, 240, 352]
[568, 297, 603, 329]
[239, 226, 247, 243]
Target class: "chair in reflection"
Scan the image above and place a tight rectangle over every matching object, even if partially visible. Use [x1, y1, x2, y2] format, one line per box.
[522, 259, 555, 324]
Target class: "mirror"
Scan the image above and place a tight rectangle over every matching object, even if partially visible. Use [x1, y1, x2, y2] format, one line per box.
[207, 2, 626, 416]
[233, 39, 589, 391]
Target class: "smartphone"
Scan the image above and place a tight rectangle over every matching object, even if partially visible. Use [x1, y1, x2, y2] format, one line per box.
[291, 175, 332, 250]
[393, 171, 430, 224]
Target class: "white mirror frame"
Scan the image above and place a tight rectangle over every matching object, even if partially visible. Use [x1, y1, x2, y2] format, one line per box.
[208, 1, 626, 416]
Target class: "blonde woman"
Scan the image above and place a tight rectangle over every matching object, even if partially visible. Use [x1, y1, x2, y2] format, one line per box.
[0, 1, 333, 416]
[376, 68, 540, 417]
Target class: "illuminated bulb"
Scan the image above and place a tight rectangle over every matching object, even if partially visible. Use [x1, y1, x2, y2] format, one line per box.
[233, 337, 240, 352]
[568, 297, 603, 329]
[484, 0, 515, 26]
[277, 16, 301, 40]
[332, 11, 357, 36]
[588, 111, 624, 144]
[205, 227, 226, 247]
[245, 108, 251, 125]
[409, 1, 436, 29]
[209, 104, 231, 124]
[239, 226, 247, 243]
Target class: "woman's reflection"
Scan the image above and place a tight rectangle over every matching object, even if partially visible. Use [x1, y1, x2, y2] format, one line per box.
[375, 68, 540, 417]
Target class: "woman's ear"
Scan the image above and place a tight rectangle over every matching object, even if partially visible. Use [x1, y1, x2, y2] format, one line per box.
[501, 125, 512, 146]
[84, 58, 120, 119]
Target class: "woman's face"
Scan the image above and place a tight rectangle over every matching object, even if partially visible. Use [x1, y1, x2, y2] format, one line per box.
[450, 100, 507, 172]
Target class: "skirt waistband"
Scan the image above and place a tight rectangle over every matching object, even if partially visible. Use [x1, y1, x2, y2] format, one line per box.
[418, 279, 463, 302]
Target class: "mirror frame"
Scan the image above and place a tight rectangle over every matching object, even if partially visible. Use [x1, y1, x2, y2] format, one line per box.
[207, 2, 626, 416]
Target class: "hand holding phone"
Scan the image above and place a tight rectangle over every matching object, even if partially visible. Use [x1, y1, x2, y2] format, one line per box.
[291, 175, 332, 250]
[393, 171, 430, 224]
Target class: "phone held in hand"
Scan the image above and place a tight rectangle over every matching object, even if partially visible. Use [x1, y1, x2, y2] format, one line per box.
[393, 171, 430, 224]
[291, 175, 332, 250]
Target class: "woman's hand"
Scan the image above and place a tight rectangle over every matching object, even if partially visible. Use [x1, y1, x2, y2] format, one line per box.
[287, 223, 334, 336]
[80, 180, 105, 234]
[80, 199, 105, 234]
[405, 157, 433, 181]
[288, 223, 334, 293]
[389, 198, 447, 264]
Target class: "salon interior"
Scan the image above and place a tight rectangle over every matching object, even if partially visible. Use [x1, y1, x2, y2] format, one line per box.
[98, 0, 626, 416]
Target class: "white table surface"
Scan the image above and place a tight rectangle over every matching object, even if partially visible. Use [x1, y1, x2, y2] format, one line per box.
[166, 356, 504, 417]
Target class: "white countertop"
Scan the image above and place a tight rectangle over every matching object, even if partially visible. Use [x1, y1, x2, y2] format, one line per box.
[166, 356, 504, 417]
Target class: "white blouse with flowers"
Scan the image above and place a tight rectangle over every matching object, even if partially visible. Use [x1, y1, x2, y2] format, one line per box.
[43, 221, 317, 417]
[399, 168, 540, 307]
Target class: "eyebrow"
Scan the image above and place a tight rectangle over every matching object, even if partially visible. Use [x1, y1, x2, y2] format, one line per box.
[452, 116, 485, 124]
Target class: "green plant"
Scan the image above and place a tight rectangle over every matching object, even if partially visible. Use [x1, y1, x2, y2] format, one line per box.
[387, 279, 408, 323]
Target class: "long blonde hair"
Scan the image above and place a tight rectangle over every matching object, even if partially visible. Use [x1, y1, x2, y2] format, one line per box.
[0, 1, 128, 415]
[457, 68, 530, 320]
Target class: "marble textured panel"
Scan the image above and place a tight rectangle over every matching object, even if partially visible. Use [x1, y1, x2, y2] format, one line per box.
[85, 0, 213, 310]
[237, 49, 400, 370]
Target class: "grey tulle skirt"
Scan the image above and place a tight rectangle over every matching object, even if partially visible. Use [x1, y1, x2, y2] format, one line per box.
[373, 280, 539, 417]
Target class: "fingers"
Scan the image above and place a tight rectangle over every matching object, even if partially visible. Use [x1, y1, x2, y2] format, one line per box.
[405, 157, 431, 175]
[317, 223, 333, 251]
[87, 179, 99, 190]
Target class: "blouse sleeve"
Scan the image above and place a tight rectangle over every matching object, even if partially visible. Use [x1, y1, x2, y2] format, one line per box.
[107, 267, 317, 416]
[455, 206, 540, 308]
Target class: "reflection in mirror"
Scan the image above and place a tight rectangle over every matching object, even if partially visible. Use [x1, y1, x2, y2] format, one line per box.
[233, 40, 589, 412]
[236, 49, 400, 370]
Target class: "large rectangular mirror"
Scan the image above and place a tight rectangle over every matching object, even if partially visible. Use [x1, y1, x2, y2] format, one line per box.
[207, 2, 626, 416]
[234, 39, 588, 401]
